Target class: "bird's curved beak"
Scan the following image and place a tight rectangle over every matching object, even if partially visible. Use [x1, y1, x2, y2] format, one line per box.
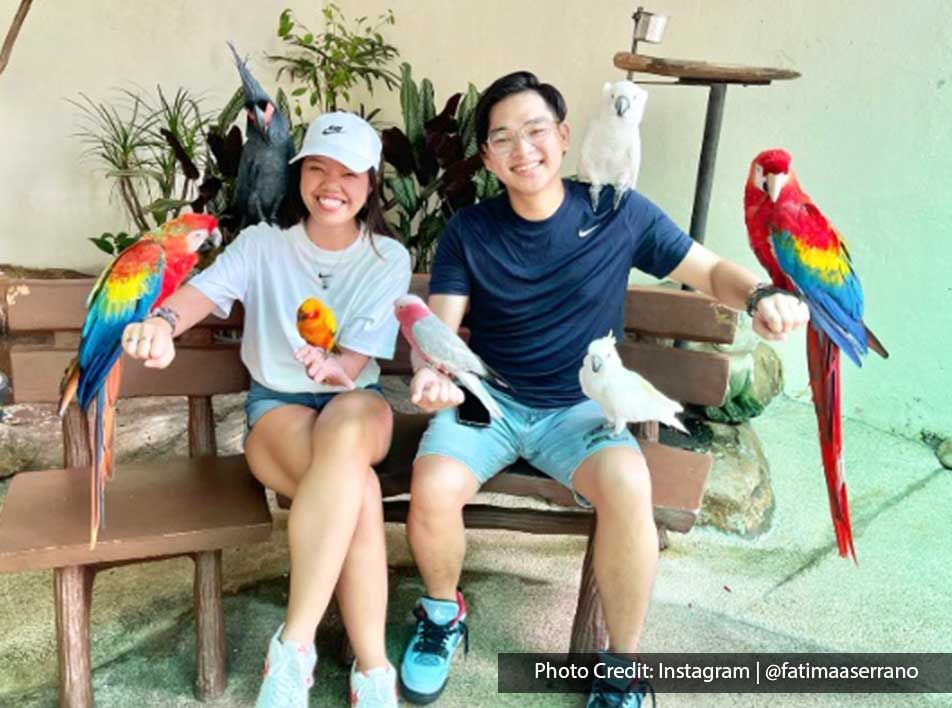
[591, 354, 604, 373]
[199, 228, 223, 253]
[765, 172, 788, 203]
[614, 95, 630, 117]
[254, 106, 271, 141]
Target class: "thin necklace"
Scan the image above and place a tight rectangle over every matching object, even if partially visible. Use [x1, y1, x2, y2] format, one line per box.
[317, 224, 363, 290]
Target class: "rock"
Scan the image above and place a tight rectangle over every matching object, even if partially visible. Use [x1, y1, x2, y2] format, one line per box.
[751, 342, 783, 409]
[694, 421, 775, 537]
[687, 315, 784, 424]
[0, 394, 247, 480]
[938, 438, 952, 470]
[0, 403, 64, 478]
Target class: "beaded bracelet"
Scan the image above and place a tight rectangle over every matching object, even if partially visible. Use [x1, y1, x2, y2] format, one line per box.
[745, 283, 794, 317]
[148, 305, 180, 335]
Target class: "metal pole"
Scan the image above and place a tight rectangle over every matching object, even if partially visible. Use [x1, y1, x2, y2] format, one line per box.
[626, 6, 643, 79]
[688, 83, 727, 244]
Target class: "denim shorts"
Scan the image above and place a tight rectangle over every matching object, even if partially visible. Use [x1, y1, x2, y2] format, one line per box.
[244, 379, 384, 430]
[415, 385, 642, 507]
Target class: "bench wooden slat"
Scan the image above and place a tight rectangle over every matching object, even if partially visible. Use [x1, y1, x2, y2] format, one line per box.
[625, 287, 736, 344]
[619, 340, 730, 407]
[0, 455, 271, 573]
[9, 345, 249, 402]
[2, 278, 243, 332]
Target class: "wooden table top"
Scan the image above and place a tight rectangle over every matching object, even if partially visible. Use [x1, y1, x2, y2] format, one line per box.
[614, 52, 800, 85]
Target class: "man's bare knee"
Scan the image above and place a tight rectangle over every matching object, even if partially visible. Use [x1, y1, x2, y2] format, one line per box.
[576, 448, 652, 512]
[410, 455, 479, 513]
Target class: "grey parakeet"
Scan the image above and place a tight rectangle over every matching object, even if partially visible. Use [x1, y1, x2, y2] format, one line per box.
[394, 295, 504, 419]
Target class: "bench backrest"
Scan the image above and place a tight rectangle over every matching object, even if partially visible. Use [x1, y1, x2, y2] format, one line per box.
[2, 274, 736, 415]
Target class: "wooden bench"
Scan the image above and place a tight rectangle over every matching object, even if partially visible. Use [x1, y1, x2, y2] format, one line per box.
[0, 272, 736, 704]
[0, 277, 273, 708]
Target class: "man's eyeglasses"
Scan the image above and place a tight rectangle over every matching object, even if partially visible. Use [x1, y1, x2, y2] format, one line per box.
[485, 118, 557, 156]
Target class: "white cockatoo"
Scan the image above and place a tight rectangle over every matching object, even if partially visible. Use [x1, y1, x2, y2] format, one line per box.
[577, 80, 648, 211]
[394, 295, 504, 419]
[579, 333, 687, 436]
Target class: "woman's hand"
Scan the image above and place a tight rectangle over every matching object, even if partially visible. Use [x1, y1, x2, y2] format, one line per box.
[121, 318, 176, 368]
[295, 345, 356, 389]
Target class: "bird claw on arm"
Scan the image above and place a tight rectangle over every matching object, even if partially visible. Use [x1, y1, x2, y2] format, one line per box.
[294, 345, 357, 390]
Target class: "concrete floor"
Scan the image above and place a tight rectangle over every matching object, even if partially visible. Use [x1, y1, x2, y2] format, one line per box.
[0, 396, 949, 707]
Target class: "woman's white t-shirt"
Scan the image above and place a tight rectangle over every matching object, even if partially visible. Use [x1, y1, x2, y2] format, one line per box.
[190, 221, 412, 393]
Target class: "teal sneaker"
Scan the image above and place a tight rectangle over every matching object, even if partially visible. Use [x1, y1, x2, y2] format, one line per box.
[399, 590, 469, 704]
[255, 624, 317, 708]
[586, 652, 655, 708]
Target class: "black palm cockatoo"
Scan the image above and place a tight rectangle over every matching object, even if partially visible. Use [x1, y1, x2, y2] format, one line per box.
[228, 42, 294, 229]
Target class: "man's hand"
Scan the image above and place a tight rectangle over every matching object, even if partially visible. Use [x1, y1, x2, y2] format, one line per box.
[751, 293, 810, 341]
[409, 366, 464, 413]
[295, 345, 356, 389]
[121, 318, 176, 369]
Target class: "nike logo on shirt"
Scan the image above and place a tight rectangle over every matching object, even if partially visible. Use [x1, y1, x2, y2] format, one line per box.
[578, 223, 602, 238]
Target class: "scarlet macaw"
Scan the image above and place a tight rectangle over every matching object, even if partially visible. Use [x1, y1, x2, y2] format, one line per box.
[58, 213, 221, 548]
[744, 149, 888, 562]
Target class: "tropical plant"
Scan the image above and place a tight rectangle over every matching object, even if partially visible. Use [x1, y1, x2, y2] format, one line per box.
[381, 64, 501, 272]
[71, 85, 247, 254]
[269, 3, 399, 121]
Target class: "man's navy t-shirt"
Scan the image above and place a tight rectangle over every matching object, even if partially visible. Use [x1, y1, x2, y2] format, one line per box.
[429, 180, 693, 408]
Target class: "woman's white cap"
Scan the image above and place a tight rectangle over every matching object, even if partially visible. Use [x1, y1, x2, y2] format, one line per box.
[289, 111, 382, 172]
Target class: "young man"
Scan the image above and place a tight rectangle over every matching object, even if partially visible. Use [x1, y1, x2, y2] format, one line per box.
[398, 71, 808, 707]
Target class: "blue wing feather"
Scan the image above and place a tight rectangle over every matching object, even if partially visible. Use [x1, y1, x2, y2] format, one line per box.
[770, 229, 867, 366]
[76, 244, 164, 410]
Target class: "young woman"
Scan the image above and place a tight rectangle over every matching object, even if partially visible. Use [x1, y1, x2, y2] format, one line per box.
[122, 112, 411, 707]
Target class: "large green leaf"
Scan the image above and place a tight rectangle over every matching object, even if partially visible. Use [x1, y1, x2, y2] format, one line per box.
[216, 87, 245, 133]
[399, 63, 423, 151]
[420, 78, 435, 124]
[385, 175, 419, 217]
[458, 83, 480, 155]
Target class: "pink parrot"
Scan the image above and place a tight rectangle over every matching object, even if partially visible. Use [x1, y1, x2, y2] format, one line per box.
[744, 148, 888, 562]
[394, 295, 505, 419]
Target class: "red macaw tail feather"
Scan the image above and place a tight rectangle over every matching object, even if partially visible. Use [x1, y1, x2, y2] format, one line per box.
[58, 359, 80, 418]
[806, 326, 856, 562]
[88, 361, 120, 549]
[86, 399, 99, 549]
[865, 326, 889, 359]
[102, 362, 121, 482]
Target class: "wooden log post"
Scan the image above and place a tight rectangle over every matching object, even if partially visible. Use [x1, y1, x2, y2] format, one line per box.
[188, 395, 217, 458]
[187, 395, 227, 698]
[569, 532, 608, 652]
[55, 407, 96, 707]
[54, 565, 95, 708]
[193, 550, 226, 699]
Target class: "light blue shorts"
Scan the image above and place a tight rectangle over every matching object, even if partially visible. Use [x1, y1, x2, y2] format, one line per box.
[415, 386, 641, 507]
